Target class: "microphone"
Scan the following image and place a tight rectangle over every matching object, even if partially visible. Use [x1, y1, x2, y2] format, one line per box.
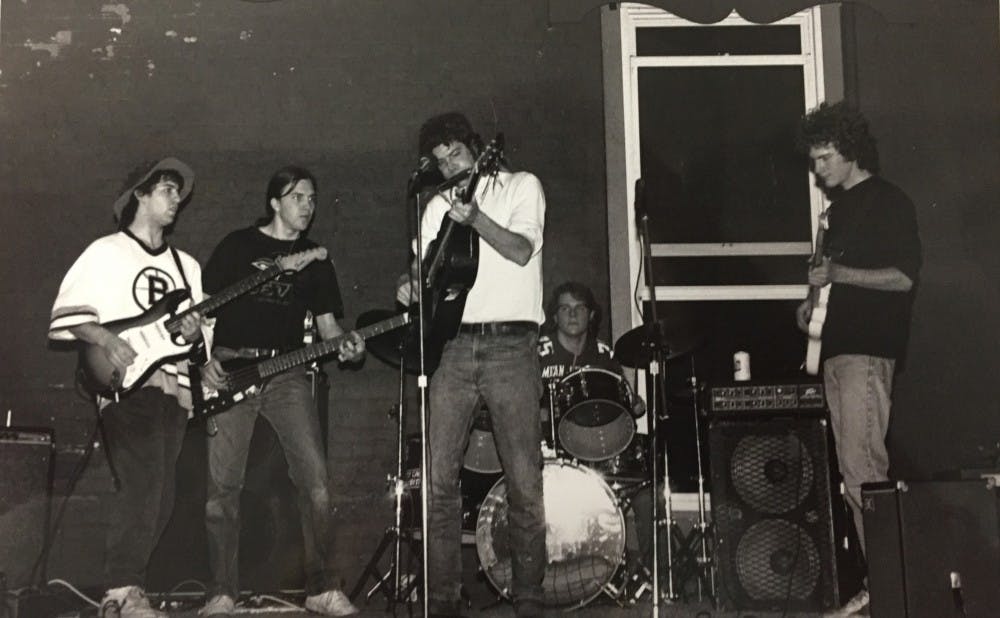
[410, 156, 434, 179]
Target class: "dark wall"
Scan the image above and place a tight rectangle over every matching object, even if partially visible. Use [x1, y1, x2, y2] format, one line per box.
[0, 0, 997, 589]
[842, 2, 1000, 479]
[0, 0, 608, 586]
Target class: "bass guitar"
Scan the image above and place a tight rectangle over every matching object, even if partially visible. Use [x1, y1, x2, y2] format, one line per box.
[421, 134, 505, 370]
[78, 247, 328, 397]
[193, 312, 411, 417]
[804, 211, 830, 375]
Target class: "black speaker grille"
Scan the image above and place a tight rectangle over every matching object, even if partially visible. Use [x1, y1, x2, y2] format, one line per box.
[730, 433, 813, 514]
[736, 519, 821, 601]
[710, 413, 858, 612]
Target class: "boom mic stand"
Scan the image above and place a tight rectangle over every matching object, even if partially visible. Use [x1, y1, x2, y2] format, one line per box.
[633, 178, 679, 615]
[410, 174, 432, 618]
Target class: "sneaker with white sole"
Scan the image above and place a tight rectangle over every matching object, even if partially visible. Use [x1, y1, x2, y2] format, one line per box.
[100, 586, 167, 618]
[823, 588, 870, 617]
[199, 594, 236, 616]
[304, 589, 360, 616]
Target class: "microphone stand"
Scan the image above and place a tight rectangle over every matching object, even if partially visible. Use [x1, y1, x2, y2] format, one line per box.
[407, 172, 432, 618]
[634, 179, 678, 616]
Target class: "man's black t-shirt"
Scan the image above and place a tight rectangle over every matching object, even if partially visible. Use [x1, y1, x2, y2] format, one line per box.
[203, 226, 344, 350]
[822, 176, 922, 360]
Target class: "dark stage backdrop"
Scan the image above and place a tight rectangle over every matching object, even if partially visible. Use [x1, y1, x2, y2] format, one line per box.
[0, 0, 997, 589]
[0, 0, 610, 588]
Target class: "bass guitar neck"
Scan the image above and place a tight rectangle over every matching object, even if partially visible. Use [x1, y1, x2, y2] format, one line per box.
[195, 312, 412, 418]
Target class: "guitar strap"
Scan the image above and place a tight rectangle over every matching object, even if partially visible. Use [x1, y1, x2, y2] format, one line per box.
[169, 245, 192, 291]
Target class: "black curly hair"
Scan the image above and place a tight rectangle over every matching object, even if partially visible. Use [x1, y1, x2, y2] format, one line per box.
[418, 111, 484, 160]
[797, 101, 880, 174]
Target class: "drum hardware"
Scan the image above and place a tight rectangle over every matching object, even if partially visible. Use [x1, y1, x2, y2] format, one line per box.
[556, 367, 636, 461]
[615, 177, 706, 614]
[348, 337, 422, 612]
[679, 365, 716, 602]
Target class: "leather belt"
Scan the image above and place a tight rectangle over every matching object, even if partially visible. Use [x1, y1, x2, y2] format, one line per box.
[457, 321, 538, 336]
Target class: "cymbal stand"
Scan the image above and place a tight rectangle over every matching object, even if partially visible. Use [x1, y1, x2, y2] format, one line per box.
[633, 178, 678, 614]
[349, 346, 420, 614]
[674, 363, 715, 601]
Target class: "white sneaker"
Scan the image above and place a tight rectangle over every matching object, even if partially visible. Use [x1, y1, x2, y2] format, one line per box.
[199, 594, 236, 616]
[304, 589, 360, 616]
[100, 586, 167, 618]
[823, 588, 869, 617]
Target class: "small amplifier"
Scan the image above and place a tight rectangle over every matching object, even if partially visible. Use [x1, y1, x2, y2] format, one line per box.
[0, 427, 54, 589]
[709, 379, 825, 414]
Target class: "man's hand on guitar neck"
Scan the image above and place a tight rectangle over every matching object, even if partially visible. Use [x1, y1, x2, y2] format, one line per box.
[447, 199, 480, 226]
[178, 311, 206, 343]
[808, 256, 835, 287]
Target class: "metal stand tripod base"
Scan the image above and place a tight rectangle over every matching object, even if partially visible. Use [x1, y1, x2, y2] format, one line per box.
[349, 526, 420, 612]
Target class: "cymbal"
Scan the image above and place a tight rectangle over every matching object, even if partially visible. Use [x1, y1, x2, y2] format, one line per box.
[613, 322, 703, 369]
[356, 309, 420, 374]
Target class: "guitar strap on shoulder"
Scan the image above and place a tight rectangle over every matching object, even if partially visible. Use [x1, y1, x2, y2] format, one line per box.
[169, 246, 192, 292]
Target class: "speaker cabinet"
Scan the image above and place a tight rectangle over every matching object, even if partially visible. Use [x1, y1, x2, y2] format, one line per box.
[709, 413, 860, 612]
[0, 428, 54, 589]
[862, 480, 1000, 618]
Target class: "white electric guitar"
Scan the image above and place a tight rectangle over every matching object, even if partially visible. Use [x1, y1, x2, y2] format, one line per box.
[77, 247, 328, 397]
[804, 211, 830, 375]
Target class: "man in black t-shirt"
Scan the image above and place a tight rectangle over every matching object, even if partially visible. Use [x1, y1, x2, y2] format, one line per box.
[796, 102, 921, 616]
[199, 166, 364, 617]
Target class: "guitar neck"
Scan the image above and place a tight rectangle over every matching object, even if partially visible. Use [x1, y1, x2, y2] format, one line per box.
[164, 264, 281, 334]
[255, 313, 411, 380]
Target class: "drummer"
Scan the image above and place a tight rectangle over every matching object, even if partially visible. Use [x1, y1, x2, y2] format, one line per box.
[538, 281, 645, 418]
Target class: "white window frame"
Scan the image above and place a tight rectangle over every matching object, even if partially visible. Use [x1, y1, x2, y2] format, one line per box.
[603, 3, 840, 338]
[601, 3, 841, 508]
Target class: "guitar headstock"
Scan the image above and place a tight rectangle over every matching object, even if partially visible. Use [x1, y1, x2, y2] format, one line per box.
[277, 247, 328, 272]
[474, 134, 505, 176]
[460, 134, 505, 203]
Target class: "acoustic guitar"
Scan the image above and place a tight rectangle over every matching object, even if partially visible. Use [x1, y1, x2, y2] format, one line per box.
[420, 134, 505, 371]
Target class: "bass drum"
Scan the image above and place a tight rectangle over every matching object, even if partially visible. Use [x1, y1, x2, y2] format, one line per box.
[475, 459, 625, 608]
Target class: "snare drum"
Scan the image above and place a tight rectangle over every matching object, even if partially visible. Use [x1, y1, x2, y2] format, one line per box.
[475, 458, 625, 608]
[557, 367, 635, 461]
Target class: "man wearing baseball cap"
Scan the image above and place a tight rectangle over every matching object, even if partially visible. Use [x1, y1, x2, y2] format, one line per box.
[49, 158, 216, 617]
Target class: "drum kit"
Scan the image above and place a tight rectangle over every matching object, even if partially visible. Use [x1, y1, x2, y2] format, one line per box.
[351, 308, 715, 612]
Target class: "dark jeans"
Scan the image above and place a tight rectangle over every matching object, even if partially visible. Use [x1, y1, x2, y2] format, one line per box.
[101, 387, 188, 589]
[204, 370, 334, 597]
[427, 330, 546, 607]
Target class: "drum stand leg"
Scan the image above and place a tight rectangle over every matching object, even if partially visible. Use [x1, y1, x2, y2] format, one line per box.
[349, 524, 421, 613]
[668, 369, 716, 603]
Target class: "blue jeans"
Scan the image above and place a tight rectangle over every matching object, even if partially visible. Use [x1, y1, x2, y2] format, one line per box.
[205, 370, 334, 597]
[823, 354, 895, 557]
[101, 387, 189, 589]
[427, 330, 546, 607]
